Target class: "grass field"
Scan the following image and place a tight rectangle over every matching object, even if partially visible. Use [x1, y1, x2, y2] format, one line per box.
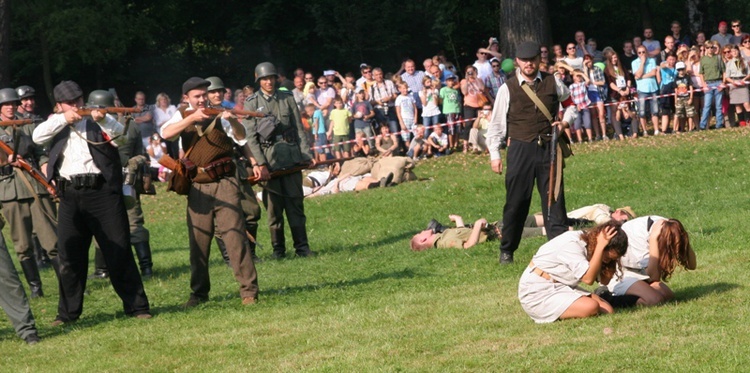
[2, 128, 749, 372]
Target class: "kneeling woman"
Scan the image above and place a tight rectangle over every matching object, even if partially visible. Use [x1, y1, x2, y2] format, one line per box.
[607, 216, 696, 306]
[519, 221, 628, 323]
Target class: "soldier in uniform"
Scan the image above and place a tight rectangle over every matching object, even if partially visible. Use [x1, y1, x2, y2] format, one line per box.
[161, 77, 258, 307]
[205, 76, 263, 263]
[0, 227, 40, 344]
[15, 86, 41, 120]
[0, 88, 59, 298]
[243, 62, 317, 259]
[88, 90, 154, 280]
[32, 80, 151, 325]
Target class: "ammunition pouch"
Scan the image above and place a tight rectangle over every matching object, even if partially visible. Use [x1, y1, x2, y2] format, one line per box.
[194, 156, 235, 183]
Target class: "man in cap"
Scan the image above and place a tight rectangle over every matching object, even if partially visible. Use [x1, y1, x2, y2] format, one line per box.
[243, 62, 317, 259]
[0, 88, 59, 298]
[161, 77, 259, 307]
[32, 81, 151, 324]
[486, 41, 571, 264]
[205, 76, 263, 264]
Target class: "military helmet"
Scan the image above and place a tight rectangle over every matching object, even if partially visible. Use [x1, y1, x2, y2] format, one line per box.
[205, 76, 225, 91]
[86, 90, 115, 107]
[0, 88, 20, 105]
[15, 85, 35, 99]
[254, 62, 278, 82]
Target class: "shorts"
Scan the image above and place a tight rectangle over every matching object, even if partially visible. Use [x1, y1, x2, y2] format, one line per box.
[587, 90, 602, 104]
[636, 91, 660, 118]
[332, 134, 350, 152]
[674, 97, 696, 119]
[315, 133, 328, 149]
[445, 113, 461, 135]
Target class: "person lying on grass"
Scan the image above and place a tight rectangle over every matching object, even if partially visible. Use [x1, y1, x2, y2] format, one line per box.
[596, 216, 696, 307]
[519, 221, 627, 323]
[410, 215, 500, 250]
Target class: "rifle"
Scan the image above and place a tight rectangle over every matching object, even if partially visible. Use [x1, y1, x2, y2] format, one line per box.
[246, 157, 353, 185]
[183, 107, 267, 118]
[0, 139, 57, 198]
[76, 107, 143, 116]
[0, 118, 40, 127]
[547, 126, 559, 224]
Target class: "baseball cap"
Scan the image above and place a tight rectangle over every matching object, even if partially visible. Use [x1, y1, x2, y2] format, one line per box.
[182, 77, 211, 95]
[675, 61, 686, 70]
[53, 81, 84, 102]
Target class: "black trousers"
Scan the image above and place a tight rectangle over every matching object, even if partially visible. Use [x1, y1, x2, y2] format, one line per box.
[56, 186, 149, 321]
[500, 138, 568, 255]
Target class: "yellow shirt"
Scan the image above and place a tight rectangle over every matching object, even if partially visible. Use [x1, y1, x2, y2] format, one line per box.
[330, 109, 351, 136]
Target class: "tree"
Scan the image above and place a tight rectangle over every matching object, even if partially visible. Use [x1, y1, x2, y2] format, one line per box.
[0, 0, 9, 87]
[499, 0, 552, 58]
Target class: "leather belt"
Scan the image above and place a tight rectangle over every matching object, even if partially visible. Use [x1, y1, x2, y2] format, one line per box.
[528, 261, 556, 282]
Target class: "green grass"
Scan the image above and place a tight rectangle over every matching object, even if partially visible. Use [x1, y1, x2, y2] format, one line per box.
[2, 128, 749, 371]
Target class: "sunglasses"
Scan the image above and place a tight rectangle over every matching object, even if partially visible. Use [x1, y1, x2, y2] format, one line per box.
[744, 40, 750, 44]
[363, 71, 372, 74]
[637, 51, 646, 54]
[732, 25, 741, 28]
[567, 47, 575, 50]
[540, 50, 549, 53]
[491, 64, 500, 67]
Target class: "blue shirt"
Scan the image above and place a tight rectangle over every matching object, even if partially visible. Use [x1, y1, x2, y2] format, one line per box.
[313, 109, 326, 134]
[660, 67, 676, 89]
[632, 58, 659, 93]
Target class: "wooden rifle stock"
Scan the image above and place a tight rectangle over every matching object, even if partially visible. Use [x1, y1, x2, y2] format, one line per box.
[76, 107, 143, 116]
[0, 140, 57, 198]
[0, 118, 38, 127]
[183, 107, 267, 118]
[246, 157, 353, 185]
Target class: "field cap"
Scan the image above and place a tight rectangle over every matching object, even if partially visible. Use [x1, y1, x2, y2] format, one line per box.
[516, 41, 541, 59]
[182, 77, 210, 95]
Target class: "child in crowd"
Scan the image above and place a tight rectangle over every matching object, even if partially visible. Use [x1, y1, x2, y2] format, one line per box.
[307, 103, 328, 163]
[439, 76, 462, 149]
[469, 104, 492, 153]
[407, 124, 427, 159]
[351, 88, 376, 147]
[420, 76, 442, 137]
[327, 97, 352, 159]
[395, 82, 417, 148]
[375, 124, 400, 157]
[673, 62, 695, 132]
[569, 69, 593, 142]
[427, 123, 450, 157]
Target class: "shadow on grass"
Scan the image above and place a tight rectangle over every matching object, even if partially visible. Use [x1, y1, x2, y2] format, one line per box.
[263, 267, 425, 296]
[317, 231, 415, 255]
[672, 282, 740, 303]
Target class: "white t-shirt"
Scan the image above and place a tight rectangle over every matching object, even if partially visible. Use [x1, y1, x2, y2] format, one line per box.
[620, 216, 666, 270]
[529, 231, 590, 286]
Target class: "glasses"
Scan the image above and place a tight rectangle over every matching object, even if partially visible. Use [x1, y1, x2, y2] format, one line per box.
[317, 81, 327, 85]
[567, 47, 575, 50]
[363, 71, 372, 74]
[732, 24, 741, 28]
[744, 40, 750, 44]
[467, 72, 475, 75]
[491, 64, 500, 68]
[637, 51, 646, 54]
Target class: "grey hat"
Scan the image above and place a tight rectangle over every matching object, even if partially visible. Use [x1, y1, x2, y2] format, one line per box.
[182, 77, 211, 95]
[53, 80, 84, 102]
[0, 88, 20, 105]
[205, 76, 225, 92]
[15, 85, 35, 99]
[254, 62, 278, 82]
[516, 41, 541, 59]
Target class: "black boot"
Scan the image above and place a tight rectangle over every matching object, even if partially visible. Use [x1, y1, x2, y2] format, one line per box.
[426, 219, 447, 233]
[269, 227, 286, 259]
[20, 259, 43, 298]
[88, 248, 109, 280]
[133, 242, 154, 279]
[246, 225, 260, 262]
[215, 237, 231, 267]
[32, 234, 50, 269]
[291, 226, 317, 257]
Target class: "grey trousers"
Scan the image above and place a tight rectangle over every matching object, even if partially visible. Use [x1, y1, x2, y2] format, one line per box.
[0, 232, 37, 340]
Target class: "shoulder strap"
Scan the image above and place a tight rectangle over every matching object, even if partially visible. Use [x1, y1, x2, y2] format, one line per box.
[520, 83, 554, 122]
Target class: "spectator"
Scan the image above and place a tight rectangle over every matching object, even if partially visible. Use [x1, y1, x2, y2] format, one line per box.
[427, 123, 450, 157]
[632, 45, 661, 136]
[292, 76, 305, 111]
[473, 48, 492, 81]
[711, 21, 733, 47]
[395, 82, 418, 147]
[564, 43, 584, 70]
[460, 65, 485, 152]
[304, 72, 315, 84]
[146, 133, 166, 180]
[723, 45, 750, 126]
[400, 59, 426, 110]
[484, 59, 507, 104]
[604, 51, 634, 140]
[351, 131, 371, 158]
[730, 20, 749, 45]
[420, 76, 441, 134]
[673, 61, 696, 132]
[582, 55, 607, 139]
[370, 67, 398, 133]
[428, 65, 444, 87]
[633, 36, 643, 50]
[439, 76, 462, 150]
[658, 53, 678, 134]
[670, 20, 692, 47]
[587, 38, 604, 62]
[687, 46, 705, 120]
[741, 35, 750, 64]
[351, 87, 376, 147]
[315, 76, 336, 117]
[570, 69, 593, 142]
[375, 124, 400, 156]
[574, 30, 593, 57]
[233, 89, 246, 109]
[660, 36, 677, 63]
[468, 104, 492, 153]
[326, 97, 352, 159]
[719, 44, 735, 127]
[642, 28, 662, 60]
[222, 88, 234, 108]
[152, 92, 178, 158]
[307, 103, 328, 163]
[540, 45, 551, 65]
[552, 44, 565, 62]
[479, 37, 503, 61]
[132, 91, 155, 149]
[407, 124, 427, 159]
[694, 31, 707, 46]
[699, 41, 725, 130]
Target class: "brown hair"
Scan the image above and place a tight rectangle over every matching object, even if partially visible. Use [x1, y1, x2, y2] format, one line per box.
[579, 221, 628, 281]
[656, 219, 693, 281]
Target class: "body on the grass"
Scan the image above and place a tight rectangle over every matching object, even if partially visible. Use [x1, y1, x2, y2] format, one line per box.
[410, 215, 497, 250]
[519, 221, 628, 323]
[607, 216, 696, 306]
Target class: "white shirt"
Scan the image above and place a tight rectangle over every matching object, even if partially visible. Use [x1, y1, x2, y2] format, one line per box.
[473, 60, 492, 81]
[153, 104, 177, 130]
[621, 216, 666, 270]
[486, 70, 570, 161]
[159, 106, 246, 146]
[530, 231, 590, 287]
[32, 113, 124, 179]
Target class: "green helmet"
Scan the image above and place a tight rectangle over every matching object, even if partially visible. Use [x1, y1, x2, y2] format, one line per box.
[86, 90, 115, 107]
[0, 88, 20, 105]
[254, 62, 277, 82]
[15, 85, 35, 99]
[205, 76, 225, 91]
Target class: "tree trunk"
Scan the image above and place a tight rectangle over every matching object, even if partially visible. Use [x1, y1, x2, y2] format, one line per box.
[686, 0, 704, 34]
[41, 35, 54, 106]
[499, 0, 551, 58]
[0, 0, 10, 87]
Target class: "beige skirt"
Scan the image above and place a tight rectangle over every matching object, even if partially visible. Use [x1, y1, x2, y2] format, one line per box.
[729, 84, 749, 105]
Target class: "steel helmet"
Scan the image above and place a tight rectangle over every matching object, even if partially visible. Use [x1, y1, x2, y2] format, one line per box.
[205, 76, 225, 91]
[15, 85, 35, 99]
[86, 90, 115, 107]
[0, 88, 20, 105]
[254, 62, 278, 82]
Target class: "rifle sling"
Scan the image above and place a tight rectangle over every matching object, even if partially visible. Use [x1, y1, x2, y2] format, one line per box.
[520, 83, 563, 203]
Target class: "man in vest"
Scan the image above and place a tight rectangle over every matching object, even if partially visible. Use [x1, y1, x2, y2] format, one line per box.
[486, 41, 571, 265]
[32, 81, 151, 325]
[160, 77, 258, 307]
[243, 62, 317, 259]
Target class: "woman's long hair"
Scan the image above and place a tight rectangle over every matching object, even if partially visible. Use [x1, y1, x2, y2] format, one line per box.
[657, 219, 692, 281]
[580, 220, 628, 280]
